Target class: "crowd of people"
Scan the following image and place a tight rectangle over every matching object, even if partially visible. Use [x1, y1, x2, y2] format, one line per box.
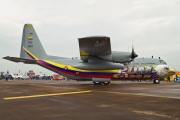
[0, 71, 12, 82]
[0, 71, 52, 82]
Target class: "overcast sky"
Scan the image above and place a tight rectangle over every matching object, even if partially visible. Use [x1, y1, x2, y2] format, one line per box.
[0, 0, 180, 75]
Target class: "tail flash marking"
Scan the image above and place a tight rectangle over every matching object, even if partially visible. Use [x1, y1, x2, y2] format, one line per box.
[25, 25, 33, 29]
[23, 47, 39, 60]
[28, 36, 33, 40]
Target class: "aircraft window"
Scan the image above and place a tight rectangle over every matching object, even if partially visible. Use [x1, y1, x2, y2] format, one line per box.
[159, 60, 167, 64]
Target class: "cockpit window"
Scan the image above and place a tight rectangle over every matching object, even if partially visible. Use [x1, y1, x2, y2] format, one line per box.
[159, 60, 167, 64]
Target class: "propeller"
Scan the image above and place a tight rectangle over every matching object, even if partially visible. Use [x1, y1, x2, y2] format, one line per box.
[131, 44, 138, 72]
[131, 45, 138, 60]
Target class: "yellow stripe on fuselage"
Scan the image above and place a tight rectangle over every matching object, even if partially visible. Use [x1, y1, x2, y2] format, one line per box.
[44, 60, 119, 73]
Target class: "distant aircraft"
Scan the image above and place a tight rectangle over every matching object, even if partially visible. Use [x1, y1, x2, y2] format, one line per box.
[3, 24, 176, 85]
[10, 73, 22, 80]
[10, 73, 29, 80]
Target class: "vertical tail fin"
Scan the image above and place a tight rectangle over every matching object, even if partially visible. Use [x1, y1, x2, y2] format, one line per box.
[20, 24, 47, 60]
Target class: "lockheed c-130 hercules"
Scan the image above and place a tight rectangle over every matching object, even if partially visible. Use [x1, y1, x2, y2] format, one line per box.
[3, 24, 176, 85]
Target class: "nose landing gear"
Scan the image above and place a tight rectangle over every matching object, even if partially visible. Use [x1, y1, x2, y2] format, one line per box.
[153, 79, 160, 84]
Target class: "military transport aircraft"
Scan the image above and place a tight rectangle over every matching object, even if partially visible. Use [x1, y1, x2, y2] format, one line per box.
[3, 24, 176, 85]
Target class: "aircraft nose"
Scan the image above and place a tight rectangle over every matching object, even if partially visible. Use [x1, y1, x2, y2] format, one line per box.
[155, 65, 176, 78]
[164, 67, 176, 78]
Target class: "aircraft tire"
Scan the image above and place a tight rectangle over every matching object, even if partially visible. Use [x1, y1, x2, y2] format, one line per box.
[93, 82, 101, 85]
[157, 79, 160, 84]
[153, 79, 160, 84]
[103, 82, 110, 85]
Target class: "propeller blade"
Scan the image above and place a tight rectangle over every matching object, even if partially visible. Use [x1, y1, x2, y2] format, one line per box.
[131, 44, 138, 59]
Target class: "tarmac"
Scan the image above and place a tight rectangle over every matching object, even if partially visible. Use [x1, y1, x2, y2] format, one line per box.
[0, 79, 180, 120]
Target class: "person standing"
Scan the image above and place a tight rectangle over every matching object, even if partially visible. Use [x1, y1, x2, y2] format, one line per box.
[176, 74, 180, 83]
[6, 71, 9, 82]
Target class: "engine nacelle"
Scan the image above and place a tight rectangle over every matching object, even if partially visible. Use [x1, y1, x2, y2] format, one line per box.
[98, 51, 133, 63]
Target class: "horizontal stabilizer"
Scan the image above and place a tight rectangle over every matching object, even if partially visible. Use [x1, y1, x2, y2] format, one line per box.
[3, 56, 36, 64]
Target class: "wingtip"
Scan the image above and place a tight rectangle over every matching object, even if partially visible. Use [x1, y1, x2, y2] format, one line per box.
[2, 56, 9, 59]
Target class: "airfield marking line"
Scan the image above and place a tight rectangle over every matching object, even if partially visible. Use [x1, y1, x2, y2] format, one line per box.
[96, 91, 180, 99]
[3, 90, 92, 100]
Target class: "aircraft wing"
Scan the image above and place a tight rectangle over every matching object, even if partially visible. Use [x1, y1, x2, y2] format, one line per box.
[78, 36, 111, 61]
[3, 56, 36, 64]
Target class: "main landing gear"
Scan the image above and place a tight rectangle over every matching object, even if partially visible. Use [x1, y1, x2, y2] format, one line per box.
[153, 79, 160, 84]
[93, 82, 110, 85]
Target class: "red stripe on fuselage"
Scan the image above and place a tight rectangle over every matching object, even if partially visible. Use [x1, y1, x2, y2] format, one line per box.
[37, 60, 113, 79]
